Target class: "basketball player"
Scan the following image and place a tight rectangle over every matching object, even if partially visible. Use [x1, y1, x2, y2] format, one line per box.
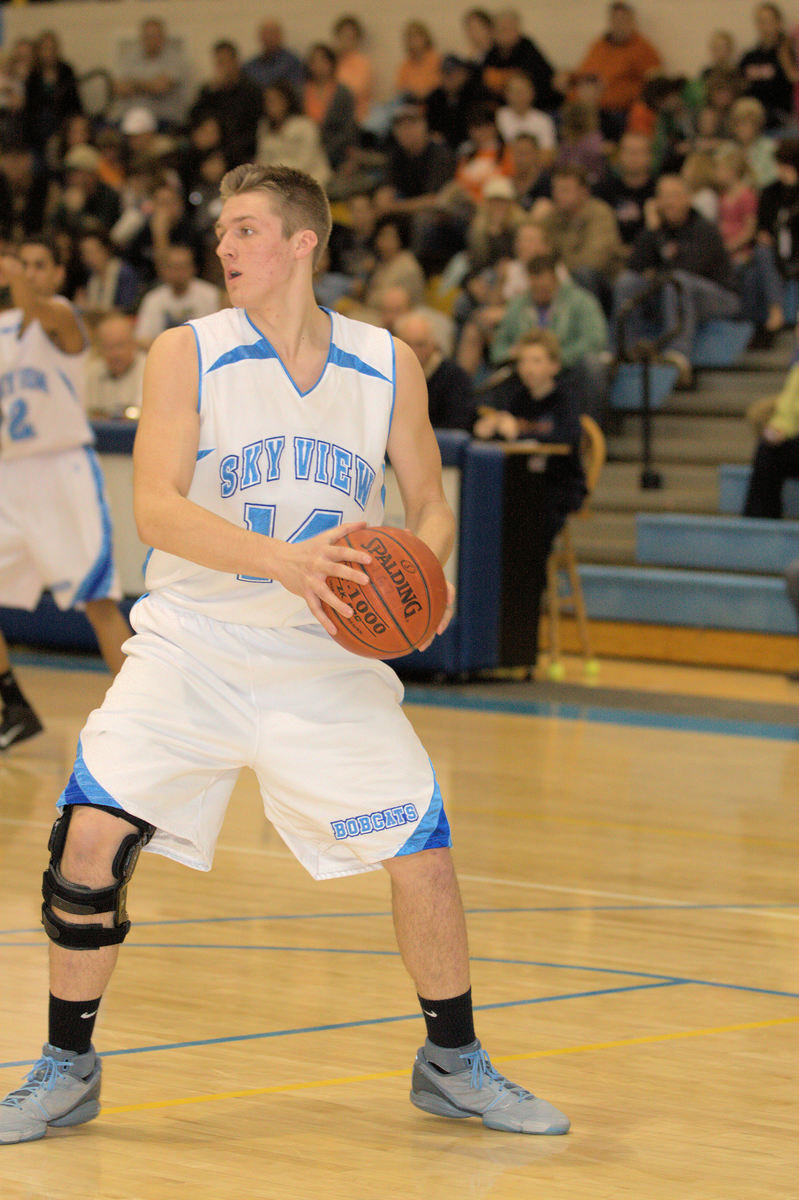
[0, 239, 131, 751]
[0, 166, 569, 1143]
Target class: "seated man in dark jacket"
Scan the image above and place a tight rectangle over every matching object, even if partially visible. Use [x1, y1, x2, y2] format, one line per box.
[395, 309, 476, 431]
[612, 173, 741, 385]
[375, 105, 460, 274]
[473, 328, 586, 660]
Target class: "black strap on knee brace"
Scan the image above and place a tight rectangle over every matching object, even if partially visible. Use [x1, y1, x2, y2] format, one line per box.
[42, 804, 155, 951]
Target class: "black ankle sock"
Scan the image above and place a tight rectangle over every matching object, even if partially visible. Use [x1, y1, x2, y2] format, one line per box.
[417, 987, 476, 1050]
[0, 670, 26, 709]
[49, 994, 102, 1056]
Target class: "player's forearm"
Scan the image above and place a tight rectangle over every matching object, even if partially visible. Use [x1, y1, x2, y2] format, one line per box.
[5, 276, 82, 347]
[6, 273, 56, 324]
[405, 497, 455, 568]
[134, 489, 285, 579]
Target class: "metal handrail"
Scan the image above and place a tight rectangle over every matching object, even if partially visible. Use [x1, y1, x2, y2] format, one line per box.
[614, 270, 686, 489]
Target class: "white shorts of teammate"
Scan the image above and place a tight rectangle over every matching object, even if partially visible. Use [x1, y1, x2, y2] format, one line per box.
[0, 446, 121, 611]
[59, 593, 451, 880]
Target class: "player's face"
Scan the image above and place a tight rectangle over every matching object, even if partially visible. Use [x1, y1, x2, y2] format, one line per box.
[215, 192, 310, 305]
[517, 344, 559, 392]
[19, 244, 62, 297]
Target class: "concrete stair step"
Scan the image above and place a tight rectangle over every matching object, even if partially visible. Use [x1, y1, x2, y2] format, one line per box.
[569, 511, 637, 564]
[592, 461, 719, 513]
[664, 390, 772, 417]
[733, 330, 795, 369]
[694, 366, 788, 392]
[608, 413, 756, 464]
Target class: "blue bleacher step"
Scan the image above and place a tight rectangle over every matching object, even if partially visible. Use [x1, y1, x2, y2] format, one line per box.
[636, 512, 799, 573]
[610, 362, 679, 411]
[718, 464, 799, 518]
[579, 564, 795, 634]
[691, 319, 754, 369]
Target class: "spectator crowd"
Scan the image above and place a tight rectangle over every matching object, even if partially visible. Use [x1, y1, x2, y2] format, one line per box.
[3, 0, 799, 438]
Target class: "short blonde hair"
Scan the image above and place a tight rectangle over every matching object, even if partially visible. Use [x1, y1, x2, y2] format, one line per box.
[680, 151, 716, 192]
[220, 163, 332, 268]
[518, 328, 561, 364]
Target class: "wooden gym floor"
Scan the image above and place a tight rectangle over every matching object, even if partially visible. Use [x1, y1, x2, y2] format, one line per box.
[0, 652, 797, 1200]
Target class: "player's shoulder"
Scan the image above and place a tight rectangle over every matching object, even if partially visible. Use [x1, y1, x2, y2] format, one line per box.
[0, 308, 22, 335]
[186, 305, 242, 335]
[326, 308, 394, 377]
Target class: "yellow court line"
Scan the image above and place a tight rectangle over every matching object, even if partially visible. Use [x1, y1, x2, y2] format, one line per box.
[102, 1014, 799, 1116]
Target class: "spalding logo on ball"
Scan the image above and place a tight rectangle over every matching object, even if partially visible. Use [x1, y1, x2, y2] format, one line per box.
[324, 526, 448, 659]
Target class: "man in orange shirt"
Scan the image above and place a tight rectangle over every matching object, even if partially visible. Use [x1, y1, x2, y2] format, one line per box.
[571, 2, 661, 141]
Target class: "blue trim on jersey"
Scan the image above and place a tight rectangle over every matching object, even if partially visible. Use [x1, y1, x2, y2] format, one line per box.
[328, 343, 391, 385]
[395, 767, 451, 857]
[129, 590, 149, 615]
[207, 337, 280, 375]
[242, 309, 333, 398]
[388, 334, 397, 431]
[142, 546, 153, 578]
[55, 367, 80, 406]
[196, 448, 214, 461]
[231, 309, 391, 397]
[57, 737, 123, 811]
[73, 448, 115, 604]
[188, 322, 203, 413]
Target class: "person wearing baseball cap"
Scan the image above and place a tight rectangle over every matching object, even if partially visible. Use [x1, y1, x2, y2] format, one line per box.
[51, 144, 121, 235]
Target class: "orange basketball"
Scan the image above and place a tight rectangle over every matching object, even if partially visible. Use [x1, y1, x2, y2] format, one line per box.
[324, 526, 448, 659]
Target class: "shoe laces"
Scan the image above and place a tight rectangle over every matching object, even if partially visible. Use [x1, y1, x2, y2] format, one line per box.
[459, 1048, 535, 1111]
[1, 1055, 74, 1109]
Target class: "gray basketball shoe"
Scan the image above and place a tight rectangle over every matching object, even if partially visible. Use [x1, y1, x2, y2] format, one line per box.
[0, 1044, 101, 1144]
[410, 1038, 570, 1134]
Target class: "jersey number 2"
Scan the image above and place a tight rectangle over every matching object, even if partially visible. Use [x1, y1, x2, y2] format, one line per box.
[239, 505, 343, 583]
[6, 399, 35, 442]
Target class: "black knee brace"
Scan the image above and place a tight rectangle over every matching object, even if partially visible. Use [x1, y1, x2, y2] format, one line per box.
[42, 804, 155, 951]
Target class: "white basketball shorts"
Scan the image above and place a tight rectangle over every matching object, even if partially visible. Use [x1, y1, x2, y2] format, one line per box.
[59, 593, 451, 880]
[0, 446, 120, 610]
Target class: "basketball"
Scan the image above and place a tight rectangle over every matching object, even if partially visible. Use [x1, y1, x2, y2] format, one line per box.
[324, 526, 448, 659]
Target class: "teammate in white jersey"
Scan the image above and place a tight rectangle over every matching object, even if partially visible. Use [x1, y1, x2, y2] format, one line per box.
[0, 167, 569, 1143]
[0, 239, 131, 751]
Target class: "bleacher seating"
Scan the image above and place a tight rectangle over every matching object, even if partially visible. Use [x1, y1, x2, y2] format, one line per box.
[690, 320, 755, 370]
[578, 564, 796, 635]
[609, 362, 679, 412]
[718, 464, 799, 518]
[636, 513, 799, 573]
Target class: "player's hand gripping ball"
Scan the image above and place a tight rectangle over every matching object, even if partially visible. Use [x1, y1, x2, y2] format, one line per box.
[324, 526, 448, 659]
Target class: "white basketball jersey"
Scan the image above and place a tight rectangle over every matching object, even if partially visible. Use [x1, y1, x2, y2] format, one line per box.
[0, 303, 92, 460]
[145, 307, 395, 627]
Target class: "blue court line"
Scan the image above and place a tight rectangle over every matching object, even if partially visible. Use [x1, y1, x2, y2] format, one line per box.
[0, 980, 680, 1071]
[11, 649, 799, 741]
[2, 900, 797, 938]
[10, 649, 107, 674]
[3, 939, 797, 1001]
[403, 687, 799, 743]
